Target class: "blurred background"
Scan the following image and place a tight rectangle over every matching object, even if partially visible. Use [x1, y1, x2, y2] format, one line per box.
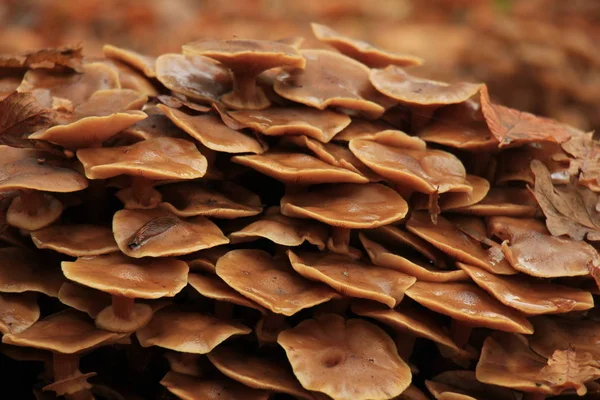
[1, 0, 598, 131]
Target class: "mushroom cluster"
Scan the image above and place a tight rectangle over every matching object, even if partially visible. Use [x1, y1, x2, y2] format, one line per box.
[0, 22, 599, 400]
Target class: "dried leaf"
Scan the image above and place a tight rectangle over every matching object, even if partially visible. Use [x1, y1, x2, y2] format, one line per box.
[561, 132, 600, 192]
[540, 347, 600, 396]
[0, 92, 53, 148]
[0, 46, 83, 72]
[480, 85, 574, 148]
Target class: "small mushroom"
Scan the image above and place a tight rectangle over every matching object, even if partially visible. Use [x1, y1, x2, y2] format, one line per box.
[412, 175, 490, 212]
[278, 313, 411, 400]
[160, 372, 269, 400]
[30, 225, 118, 257]
[57, 282, 111, 319]
[0, 247, 64, 297]
[62, 253, 189, 332]
[0, 293, 40, 334]
[426, 370, 517, 400]
[449, 187, 538, 217]
[529, 316, 600, 359]
[281, 183, 408, 229]
[333, 118, 394, 142]
[102, 45, 156, 78]
[182, 38, 306, 110]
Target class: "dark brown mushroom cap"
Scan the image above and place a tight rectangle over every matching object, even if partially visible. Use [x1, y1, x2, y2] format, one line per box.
[426, 370, 517, 400]
[155, 54, 232, 104]
[103, 44, 157, 78]
[0, 146, 88, 192]
[333, 118, 394, 142]
[113, 208, 228, 258]
[0, 293, 39, 334]
[2, 309, 123, 353]
[57, 282, 112, 318]
[349, 139, 470, 194]
[288, 250, 416, 308]
[0, 247, 64, 297]
[161, 372, 270, 400]
[159, 105, 266, 154]
[77, 137, 207, 180]
[278, 313, 411, 400]
[31, 225, 118, 257]
[228, 106, 351, 143]
[207, 345, 314, 399]
[370, 66, 482, 106]
[311, 23, 423, 68]
[406, 212, 517, 275]
[457, 262, 593, 315]
[451, 187, 538, 217]
[215, 249, 340, 316]
[188, 273, 267, 315]
[281, 183, 408, 229]
[62, 253, 189, 299]
[159, 181, 262, 219]
[405, 281, 533, 333]
[136, 305, 251, 353]
[530, 316, 600, 359]
[232, 152, 368, 184]
[273, 49, 393, 118]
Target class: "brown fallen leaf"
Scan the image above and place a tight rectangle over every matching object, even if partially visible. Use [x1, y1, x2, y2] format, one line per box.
[480, 85, 574, 148]
[540, 347, 600, 396]
[561, 131, 600, 192]
[0, 46, 83, 72]
[0, 92, 53, 148]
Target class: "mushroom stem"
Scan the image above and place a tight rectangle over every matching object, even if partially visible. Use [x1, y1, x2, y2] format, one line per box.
[130, 176, 155, 207]
[523, 393, 546, 400]
[449, 320, 473, 348]
[394, 332, 416, 360]
[112, 296, 135, 320]
[53, 353, 80, 381]
[231, 72, 259, 104]
[263, 313, 287, 332]
[19, 190, 47, 216]
[214, 302, 234, 319]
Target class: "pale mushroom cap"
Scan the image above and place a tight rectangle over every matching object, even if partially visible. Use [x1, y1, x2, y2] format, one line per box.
[188, 273, 267, 314]
[31, 224, 118, 257]
[136, 305, 251, 353]
[103, 44, 157, 78]
[281, 183, 408, 229]
[77, 137, 207, 180]
[278, 313, 411, 400]
[61, 253, 189, 299]
[0, 293, 40, 334]
[0, 247, 64, 297]
[7, 193, 64, 231]
[161, 372, 270, 400]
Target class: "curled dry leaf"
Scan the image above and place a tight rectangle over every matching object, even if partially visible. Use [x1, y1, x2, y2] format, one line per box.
[540, 347, 600, 396]
[561, 131, 600, 192]
[0, 92, 53, 148]
[0, 45, 83, 71]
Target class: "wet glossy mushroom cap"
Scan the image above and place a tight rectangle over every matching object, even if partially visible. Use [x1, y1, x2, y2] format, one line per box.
[207, 345, 314, 399]
[232, 152, 368, 185]
[457, 263, 593, 315]
[349, 139, 471, 194]
[311, 23, 423, 68]
[274, 49, 393, 118]
[281, 183, 408, 229]
[0, 293, 40, 334]
[530, 316, 600, 359]
[31, 225, 118, 257]
[288, 250, 416, 308]
[2, 309, 123, 353]
[278, 313, 411, 400]
[216, 249, 340, 316]
[113, 208, 228, 258]
[414, 175, 490, 212]
[77, 137, 207, 180]
[161, 372, 270, 400]
[405, 281, 533, 334]
[370, 66, 482, 106]
[136, 305, 251, 353]
[159, 181, 262, 219]
[0, 247, 64, 297]
[426, 370, 517, 400]
[228, 106, 351, 143]
[58, 282, 112, 318]
[159, 105, 266, 154]
[333, 118, 394, 142]
[451, 187, 538, 217]
[103, 45, 156, 78]
[155, 53, 232, 104]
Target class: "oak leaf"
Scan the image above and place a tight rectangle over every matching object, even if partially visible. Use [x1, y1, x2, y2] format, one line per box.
[561, 131, 600, 192]
[540, 347, 600, 396]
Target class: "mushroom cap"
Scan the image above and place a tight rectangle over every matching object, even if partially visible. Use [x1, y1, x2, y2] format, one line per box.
[349, 139, 470, 194]
[188, 273, 267, 315]
[288, 250, 416, 308]
[7, 193, 64, 231]
[2, 309, 123, 354]
[233, 152, 368, 185]
[278, 313, 411, 400]
[406, 212, 517, 275]
[184, 247, 230, 274]
[160, 372, 269, 400]
[164, 351, 205, 377]
[155, 53, 232, 104]
[113, 208, 228, 258]
[530, 316, 600, 359]
[159, 105, 265, 154]
[215, 249, 340, 316]
[281, 183, 408, 229]
[0, 293, 40, 334]
[0, 247, 64, 297]
[77, 137, 207, 180]
[451, 187, 538, 217]
[370, 66, 482, 106]
[95, 302, 154, 333]
[333, 118, 393, 142]
[311, 23, 423, 68]
[457, 262, 594, 315]
[159, 181, 262, 219]
[228, 106, 351, 143]
[120, 113, 187, 141]
[426, 370, 517, 400]
[109, 59, 158, 97]
[414, 175, 490, 212]
[57, 282, 112, 318]
[30, 224, 118, 257]
[405, 281, 533, 334]
[0, 146, 88, 192]
[207, 345, 314, 399]
[61, 253, 189, 299]
[136, 305, 251, 353]
[102, 44, 156, 78]
[273, 49, 392, 118]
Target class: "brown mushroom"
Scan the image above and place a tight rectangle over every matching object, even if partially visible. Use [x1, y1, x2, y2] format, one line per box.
[426, 370, 517, 400]
[449, 187, 538, 218]
[183, 247, 230, 274]
[118, 111, 187, 142]
[102, 45, 156, 78]
[57, 282, 111, 319]
[0, 292, 40, 334]
[182, 38, 306, 110]
[164, 352, 205, 377]
[0, 247, 64, 297]
[529, 316, 600, 359]
[160, 372, 269, 400]
[413, 175, 490, 212]
[333, 118, 394, 142]
[278, 313, 411, 400]
[107, 59, 158, 97]
[30, 225, 118, 257]
[326, 227, 363, 259]
[62, 253, 189, 332]
[281, 183, 408, 229]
